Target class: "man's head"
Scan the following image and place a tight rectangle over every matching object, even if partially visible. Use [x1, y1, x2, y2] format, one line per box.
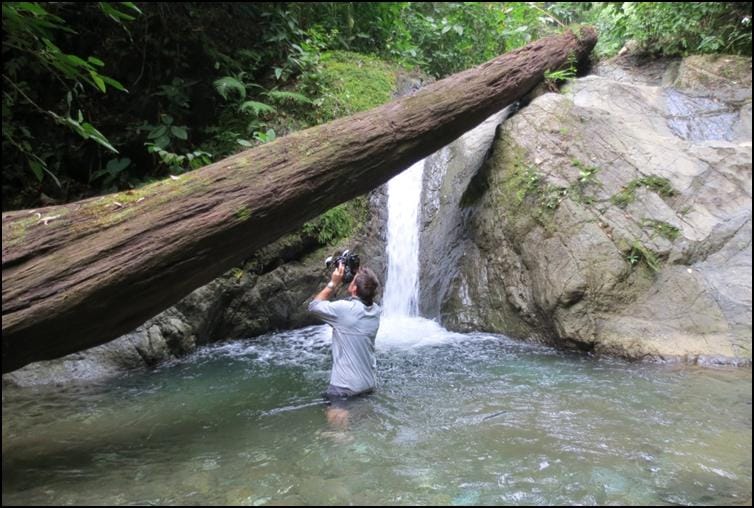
[347, 267, 380, 306]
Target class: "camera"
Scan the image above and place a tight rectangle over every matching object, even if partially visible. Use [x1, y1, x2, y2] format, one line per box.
[325, 249, 360, 284]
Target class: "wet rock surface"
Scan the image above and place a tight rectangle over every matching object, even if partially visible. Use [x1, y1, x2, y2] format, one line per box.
[441, 54, 751, 363]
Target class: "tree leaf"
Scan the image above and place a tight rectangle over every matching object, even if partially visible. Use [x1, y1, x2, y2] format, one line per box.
[148, 125, 168, 139]
[105, 157, 131, 173]
[87, 56, 105, 67]
[65, 53, 91, 69]
[29, 160, 44, 182]
[102, 75, 127, 92]
[90, 71, 107, 92]
[170, 125, 188, 140]
[119, 2, 142, 14]
[154, 135, 170, 149]
[81, 122, 118, 153]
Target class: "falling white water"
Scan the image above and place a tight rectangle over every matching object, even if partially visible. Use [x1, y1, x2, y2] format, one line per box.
[378, 157, 464, 349]
[382, 158, 425, 317]
[377, 108, 512, 348]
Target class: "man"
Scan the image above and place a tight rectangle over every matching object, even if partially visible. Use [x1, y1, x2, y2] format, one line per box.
[308, 262, 381, 426]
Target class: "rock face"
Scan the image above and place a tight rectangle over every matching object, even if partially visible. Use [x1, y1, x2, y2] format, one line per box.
[440, 54, 752, 364]
[418, 108, 513, 319]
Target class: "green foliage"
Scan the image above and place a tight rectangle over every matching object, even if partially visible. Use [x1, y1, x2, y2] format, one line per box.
[544, 59, 578, 91]
[302, 51, 397, 124]
[302, 204, 355, 245]
[239, 100, 277, 116]
[641, 219, 681, 241]
[3, 1, 750, 212]
[2, 2, 131, 198]
[611, 175, 676, 208]
[264, 89, 313, 105]
[590, 2, 752, 57]
[506, 154, 604, 217]
[393, 3, 505, 77]
[91, 157, 131, 187]
[545, 67, 577, 83]
[214, 76, 247, 101]
[626, 241, 661, 273]
[213, 71, 313, 148]
[142, 114, 211, 176]
[574, 160, 600, 185]
[49, 108, 118, 154]
[542, 185, 569, 210]
[517, 168, 542, 204]
[638, 176, 676, 197]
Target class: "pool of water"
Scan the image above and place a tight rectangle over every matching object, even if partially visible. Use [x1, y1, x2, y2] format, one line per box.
[2, 318, 751, 505]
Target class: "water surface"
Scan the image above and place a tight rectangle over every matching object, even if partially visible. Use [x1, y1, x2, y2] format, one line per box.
[3, 319, 751, 505]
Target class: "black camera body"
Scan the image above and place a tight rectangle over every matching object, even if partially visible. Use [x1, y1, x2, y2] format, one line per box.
[325, 249, 360, 284]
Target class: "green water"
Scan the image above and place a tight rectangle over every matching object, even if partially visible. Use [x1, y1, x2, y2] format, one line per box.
[2, 320, 752, 505]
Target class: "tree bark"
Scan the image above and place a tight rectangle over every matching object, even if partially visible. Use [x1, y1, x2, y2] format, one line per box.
[2, 28, 597, 373]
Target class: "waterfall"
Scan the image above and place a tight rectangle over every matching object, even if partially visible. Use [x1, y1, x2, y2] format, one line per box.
[382, 158, 425, 317]
[377, 108, 510, 348]
[378, 155, 456, 349]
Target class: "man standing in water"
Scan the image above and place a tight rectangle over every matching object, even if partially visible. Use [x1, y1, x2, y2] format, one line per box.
[308, 262, 381, 426]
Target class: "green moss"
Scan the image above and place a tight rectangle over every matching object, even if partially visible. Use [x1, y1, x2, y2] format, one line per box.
[229, 267, 245, 281]
[626, 241, 662, 273]
[493, 143, 558, 233]
[611, 187, 637, 208]
[611, 175, 677, 208]
[310, 51, 398, 122]
[641, 219, 681, 241]
[236, 206, 252, 222]
[4, 213, 46, 247]
[501, 151, 601, 223]
[638, 175, 676, 197]
[3, 206, 74, 247]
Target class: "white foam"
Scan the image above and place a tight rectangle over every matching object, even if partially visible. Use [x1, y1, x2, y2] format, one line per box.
[376, 315, 464, 350]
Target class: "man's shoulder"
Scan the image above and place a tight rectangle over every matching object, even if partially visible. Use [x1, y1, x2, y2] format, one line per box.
[310, 298, 355, 312]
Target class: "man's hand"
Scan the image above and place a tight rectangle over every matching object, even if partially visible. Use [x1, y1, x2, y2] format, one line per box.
[331, 263, 345, 286]
[314, 263, 345, 301]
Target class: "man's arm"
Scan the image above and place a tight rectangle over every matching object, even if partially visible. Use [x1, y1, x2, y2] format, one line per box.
[313, 263, 345, 301]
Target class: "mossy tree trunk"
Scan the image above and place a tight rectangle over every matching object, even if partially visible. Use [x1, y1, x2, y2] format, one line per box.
[2, 28, 597, 372]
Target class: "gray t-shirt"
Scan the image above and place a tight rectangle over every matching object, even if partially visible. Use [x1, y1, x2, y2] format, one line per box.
[308, 297, 381, 393]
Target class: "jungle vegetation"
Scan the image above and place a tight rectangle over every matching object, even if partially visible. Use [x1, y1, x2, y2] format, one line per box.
[3, 2, 751, 211]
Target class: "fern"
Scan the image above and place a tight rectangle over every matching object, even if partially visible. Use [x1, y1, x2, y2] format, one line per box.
[264, 89, 313, 104]
[238, 100, 276, 116]
[213, 76, 246, 101]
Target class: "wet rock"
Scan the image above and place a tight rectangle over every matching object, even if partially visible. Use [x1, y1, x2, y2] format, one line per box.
[441, 55, 752, 363]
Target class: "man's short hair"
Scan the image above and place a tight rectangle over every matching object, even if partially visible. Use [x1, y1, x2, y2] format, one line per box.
[354, 267, 379, 306]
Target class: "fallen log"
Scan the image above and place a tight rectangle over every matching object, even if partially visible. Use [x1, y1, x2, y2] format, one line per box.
[2, 27, 597, 373]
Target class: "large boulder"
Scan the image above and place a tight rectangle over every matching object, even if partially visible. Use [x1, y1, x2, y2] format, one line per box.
[442, 55, 752, 364]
